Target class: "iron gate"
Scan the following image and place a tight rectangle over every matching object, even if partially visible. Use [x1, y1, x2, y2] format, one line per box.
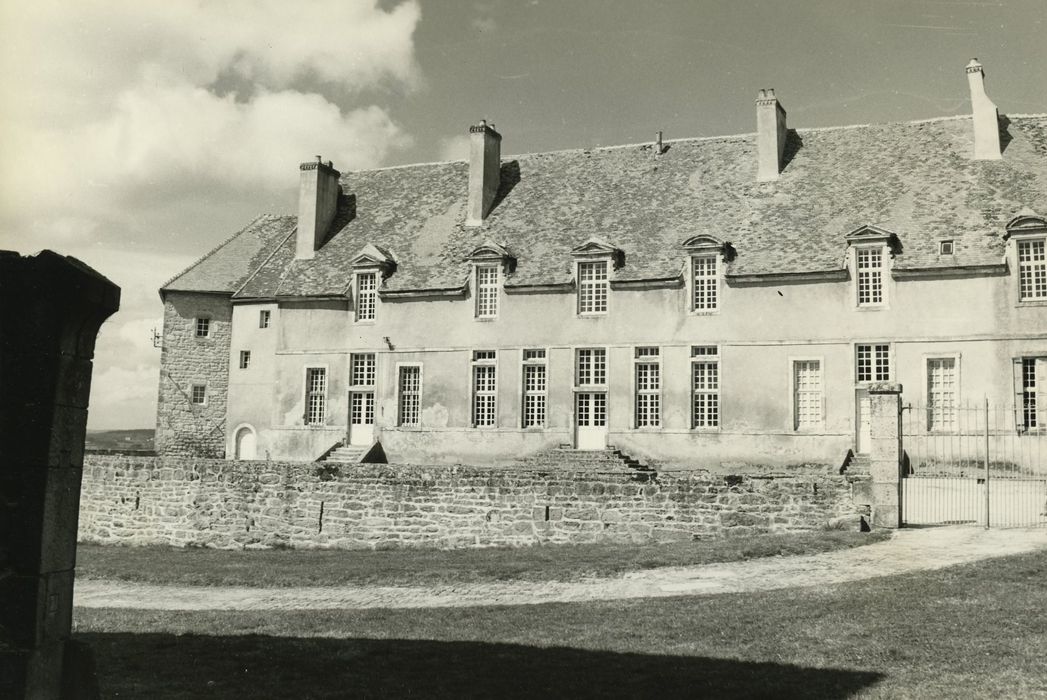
[901, 400, 1047, 527]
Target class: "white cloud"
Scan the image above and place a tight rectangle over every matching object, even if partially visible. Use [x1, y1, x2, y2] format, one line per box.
[437, 134, 472, 162]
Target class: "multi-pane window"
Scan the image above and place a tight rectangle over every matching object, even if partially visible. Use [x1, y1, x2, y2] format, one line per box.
[927, 358, 958, 432]
[793, 360, 823, 429]
[259, 310, 271, 328]
[856, 344, 891, 382]
[350, 353, 376, 387]
[1021, 358, 1038, 431]
[356, 272, 378, 322]
[472, 351, 497, 427]
[855, 247, 885, 306]
[691, 346, 720, 429]
[575, 348, 607, 386]
[190, 384, 206, 405]
[239, 350, 251, 370]
[522, 349, 547, 428]
[1017, 239, 1047, 301]
[195, 318, 210, 338]
[692, 255, 719, 311]
[475, 265, 499, 318]
[305, 368, 327, 425]
[634, 347, 661, 428]
[577, 261, 609, 314]
[398, 366, 421, 427]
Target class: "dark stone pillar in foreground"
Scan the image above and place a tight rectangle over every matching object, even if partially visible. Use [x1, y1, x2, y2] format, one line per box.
[0, 250, 120, 699]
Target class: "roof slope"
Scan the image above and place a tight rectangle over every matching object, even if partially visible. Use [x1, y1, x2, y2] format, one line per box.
[169, 115, 1047, 298]
[162, 214, 296, 295]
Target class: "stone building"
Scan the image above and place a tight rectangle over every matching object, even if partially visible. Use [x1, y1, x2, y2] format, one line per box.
[157, 59, 1047, 466]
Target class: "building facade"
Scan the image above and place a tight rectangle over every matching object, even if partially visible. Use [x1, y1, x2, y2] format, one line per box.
[157, 60, 1047, 467]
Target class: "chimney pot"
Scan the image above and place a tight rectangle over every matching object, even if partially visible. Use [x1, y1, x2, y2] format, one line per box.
[466, 119, 502, 227]
[756, 89, 788, 181]
[966, 58, 1002, 160]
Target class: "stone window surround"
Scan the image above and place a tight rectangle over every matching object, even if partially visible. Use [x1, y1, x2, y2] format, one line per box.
[520, 348, 547, 429]
[194, 317, 211, 338]
[632, 346, 661, 429]
[395, 362, 423, 428]
[691, 345, 720, 430]
[790, 355, 825, 431]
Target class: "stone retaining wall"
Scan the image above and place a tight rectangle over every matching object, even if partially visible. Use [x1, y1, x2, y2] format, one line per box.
[78, 456, 869, 549]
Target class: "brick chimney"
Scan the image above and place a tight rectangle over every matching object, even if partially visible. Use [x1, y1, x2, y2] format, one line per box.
[756, 89, 788, 182]
[966, 58, 1002, 160]
[466, 120, 502, 227]
[296, 156, 342, 259]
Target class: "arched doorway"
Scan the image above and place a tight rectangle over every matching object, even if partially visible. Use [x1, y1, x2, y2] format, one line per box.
[234, 425, 257, 460]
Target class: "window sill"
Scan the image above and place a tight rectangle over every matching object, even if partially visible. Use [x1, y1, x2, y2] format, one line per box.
[854, 305, 888, 312]
[474, 316, 498, 322]
[691, 427, 722, 433]
[354, 320, 377, 326]
[1016, 299, 1047, 308]
[689, 309, 720, 316]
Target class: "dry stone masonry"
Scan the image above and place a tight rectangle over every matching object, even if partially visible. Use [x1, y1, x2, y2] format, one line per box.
[79, 455, 868, 549]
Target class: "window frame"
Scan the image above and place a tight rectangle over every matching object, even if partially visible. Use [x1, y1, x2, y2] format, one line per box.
[354, 270, 379, 323]
[474, 264, 501, 320]
[574, 347, 608, 389]
[1016, 237, 1047, 304]
[633, 347, 661, 429]
[471, 350, 498, 428]
[690, 253, 721, 313]
[853, 244, 887, 309]
[576, 260, 610, 316]
[790, 357, 825, 431]
[691, 345, 720, 430]
[521, 348, 547, 429]
[195, 317, 211, 338]
[924, 354, 961, 433]
[238, 350, 251, 370]
[190, 383, 207, 405]
[258, 309, 271, 329]
[855, 342, 892, 384]
[396, 363, 423, 428]
[350, 353, 377, 389]
[304, 366, 328, 426]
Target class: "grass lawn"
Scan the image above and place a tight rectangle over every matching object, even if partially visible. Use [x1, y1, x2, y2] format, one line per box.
[74, 547, 1047, 698]
[76, 530, 887, 587]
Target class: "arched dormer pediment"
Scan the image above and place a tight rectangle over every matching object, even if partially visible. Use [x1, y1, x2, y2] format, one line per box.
[465, 239, 516, 272]
[680, 234, 735, 263]
[571, 237, 624, 268]
[349, 243, 396, 277]
[1005, 208, 1047, 239]
[845, 225, 901, 255]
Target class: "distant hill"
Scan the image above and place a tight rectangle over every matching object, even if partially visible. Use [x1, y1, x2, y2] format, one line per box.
[85, 429, 155, 453]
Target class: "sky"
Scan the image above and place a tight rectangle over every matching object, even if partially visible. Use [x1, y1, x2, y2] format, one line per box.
[1, 0, 1044, 429]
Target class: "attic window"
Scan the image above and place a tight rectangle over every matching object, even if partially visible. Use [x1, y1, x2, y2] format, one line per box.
[939, 240, 955, 256]
[578, 261, 609, 315]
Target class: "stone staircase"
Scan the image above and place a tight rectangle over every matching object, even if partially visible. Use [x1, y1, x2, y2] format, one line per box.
[324, 444, 370, 464]
[841, 450, 871, 475]
[514, 445, 656, 478]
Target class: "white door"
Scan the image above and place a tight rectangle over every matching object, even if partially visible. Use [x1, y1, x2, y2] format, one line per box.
[575, 392, 608, 450]
[856, 390, 871, 454]
[235, 427, 256, 460]
[349, 391, 375, 445]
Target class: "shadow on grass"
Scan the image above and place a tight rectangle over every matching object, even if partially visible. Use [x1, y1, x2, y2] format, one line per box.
[78, 632, 883, 699]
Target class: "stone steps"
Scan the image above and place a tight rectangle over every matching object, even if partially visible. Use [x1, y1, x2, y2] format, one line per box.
[325, 446, 369, 464]
[514, 447, 656, 477]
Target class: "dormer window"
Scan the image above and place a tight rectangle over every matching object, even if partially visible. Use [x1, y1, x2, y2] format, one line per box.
[578, 261, 609, 315]
[570, 238, 622, 317]
[845, 225, 898, 310]
[681, 235, 728, 313]
[466, 240, 515, 321]
[1005, 210, 1047, 304]
[348, 243, 396, 323]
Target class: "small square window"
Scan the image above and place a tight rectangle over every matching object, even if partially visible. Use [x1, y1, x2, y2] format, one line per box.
[239, 350, 251, 370]
[259, 310, 271, 328]
[939, 240, 954, 256]
[191, 384, 207, 405]
[195, 318, 210, 338]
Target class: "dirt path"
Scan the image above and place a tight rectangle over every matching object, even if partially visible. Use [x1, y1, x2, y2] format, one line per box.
[74, 526, 1046, 611]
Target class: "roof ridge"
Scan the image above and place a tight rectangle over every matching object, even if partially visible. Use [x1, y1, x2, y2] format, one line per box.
[161, 214, 277, 291]
[232, 224, 300, 298]
[340, 113, 1047, 176]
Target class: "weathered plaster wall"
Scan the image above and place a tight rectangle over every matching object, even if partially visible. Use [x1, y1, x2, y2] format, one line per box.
[156, 292, 232, 457]
[222, 267, 1047, 464]
[78, 456, 867, 549]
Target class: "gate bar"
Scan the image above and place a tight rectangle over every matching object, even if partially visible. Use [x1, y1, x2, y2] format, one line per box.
[984, 397, 990, 530]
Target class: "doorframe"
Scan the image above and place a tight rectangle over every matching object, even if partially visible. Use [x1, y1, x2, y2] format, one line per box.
[348, 390, 375, 445]
[573, 390, 609, 450]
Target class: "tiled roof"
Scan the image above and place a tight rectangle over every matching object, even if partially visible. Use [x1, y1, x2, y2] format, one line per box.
[162, 215, 295, 296]
[167, 115, 1047, 298]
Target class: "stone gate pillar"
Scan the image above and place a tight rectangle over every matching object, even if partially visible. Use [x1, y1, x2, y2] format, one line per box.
[0, 250, 120, 698]
[867, 382, 903, 528]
